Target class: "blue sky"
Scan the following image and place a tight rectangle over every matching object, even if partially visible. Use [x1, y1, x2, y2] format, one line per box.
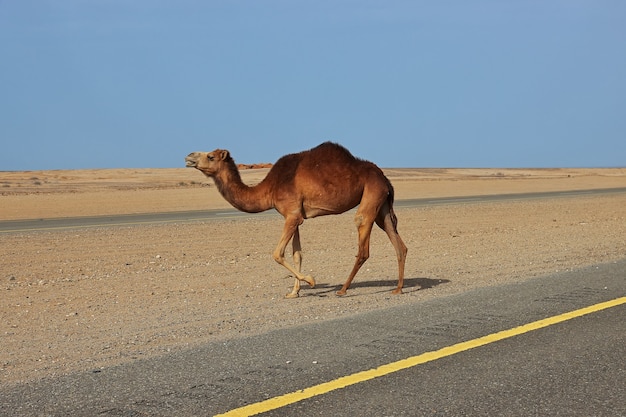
[1, 1, 625, 170]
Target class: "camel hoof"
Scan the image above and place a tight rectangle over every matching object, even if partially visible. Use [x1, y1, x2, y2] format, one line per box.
[285, 292, 299, 299]
[391, 288, 404, 295]
[335, 290, 347, 297]
[305, 276, 316, 288]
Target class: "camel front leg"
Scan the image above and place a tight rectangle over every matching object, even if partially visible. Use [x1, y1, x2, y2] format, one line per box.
[290, 226, 304, 295]
[273, 219, 315, 298]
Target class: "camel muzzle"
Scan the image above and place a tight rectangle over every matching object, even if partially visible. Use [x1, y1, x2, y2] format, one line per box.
[185, 154, 198, 168]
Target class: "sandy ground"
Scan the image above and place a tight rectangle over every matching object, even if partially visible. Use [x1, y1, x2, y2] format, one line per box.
[1, 167, 625, 385]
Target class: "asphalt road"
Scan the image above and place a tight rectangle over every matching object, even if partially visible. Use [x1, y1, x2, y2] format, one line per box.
[2, 187, 626, 233]
[1, 259, 624, 416]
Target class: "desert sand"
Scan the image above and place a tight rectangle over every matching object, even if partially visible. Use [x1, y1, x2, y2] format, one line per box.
[1, 167, 625, 385]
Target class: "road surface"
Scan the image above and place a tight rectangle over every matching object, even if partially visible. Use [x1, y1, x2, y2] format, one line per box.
[2, 187, 626, 233]
[1, 259, 624, 416]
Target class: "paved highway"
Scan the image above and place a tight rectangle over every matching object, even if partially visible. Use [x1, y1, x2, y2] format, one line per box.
[1, 259, 624, 416]
[2, 187, 626, 233]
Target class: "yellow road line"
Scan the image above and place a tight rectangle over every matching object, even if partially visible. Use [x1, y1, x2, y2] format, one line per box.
[216, 296, 626, 417]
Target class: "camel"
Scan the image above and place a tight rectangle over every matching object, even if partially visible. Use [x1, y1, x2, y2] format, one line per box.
[185, 142, 408, 298]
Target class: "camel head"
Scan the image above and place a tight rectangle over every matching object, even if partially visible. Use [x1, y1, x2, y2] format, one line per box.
[185, 149, 232, 177]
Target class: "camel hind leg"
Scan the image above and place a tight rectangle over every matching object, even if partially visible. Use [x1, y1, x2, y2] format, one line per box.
[376, 201, 408, 294]
[272, 218, 315, 298]
[336, 210, 375, 296]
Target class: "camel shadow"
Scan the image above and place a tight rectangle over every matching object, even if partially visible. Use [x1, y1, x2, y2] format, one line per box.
[308, 277, 450, 297]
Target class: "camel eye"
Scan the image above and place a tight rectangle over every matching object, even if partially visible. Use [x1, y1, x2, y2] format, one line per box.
[208, 155, 214, 161]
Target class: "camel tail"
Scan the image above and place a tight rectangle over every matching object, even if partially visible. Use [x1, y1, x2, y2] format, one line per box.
[385, 177, 400, 232]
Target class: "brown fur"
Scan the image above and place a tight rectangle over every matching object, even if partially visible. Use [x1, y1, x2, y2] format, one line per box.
[185, 142, 408, 297]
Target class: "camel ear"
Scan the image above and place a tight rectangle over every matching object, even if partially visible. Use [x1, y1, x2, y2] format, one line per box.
[219, 150, 230, 161]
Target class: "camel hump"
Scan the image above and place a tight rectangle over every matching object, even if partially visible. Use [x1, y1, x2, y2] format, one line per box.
[310, 141, 356, 160]
[268, 142, 357, 177]
[302, 142, 389, 186]
[312, 141, 350, 152]
[264, 141, 390, 206]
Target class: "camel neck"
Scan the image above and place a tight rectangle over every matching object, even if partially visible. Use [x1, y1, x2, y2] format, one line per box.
[213, 162, 273, 213]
